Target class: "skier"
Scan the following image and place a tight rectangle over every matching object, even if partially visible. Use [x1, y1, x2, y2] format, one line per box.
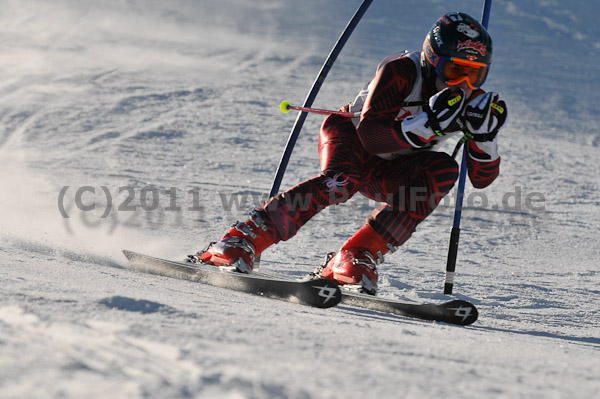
[192, 12, 507, 295]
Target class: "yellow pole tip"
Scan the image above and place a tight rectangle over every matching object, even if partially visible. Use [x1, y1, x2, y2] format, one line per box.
[280, 101, 291, 113]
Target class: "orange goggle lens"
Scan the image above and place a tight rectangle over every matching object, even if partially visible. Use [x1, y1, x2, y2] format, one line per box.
[437, 58, 489, 89]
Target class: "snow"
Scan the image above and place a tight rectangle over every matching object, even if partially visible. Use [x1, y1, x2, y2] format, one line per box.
[1, 0, 599, 398]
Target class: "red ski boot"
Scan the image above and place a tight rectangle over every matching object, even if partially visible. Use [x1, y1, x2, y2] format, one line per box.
[190, 211, 275, 273]
[314, 223, 395, 295]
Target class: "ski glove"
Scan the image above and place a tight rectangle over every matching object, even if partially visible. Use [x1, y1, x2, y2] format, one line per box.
[401, 88, 467, 148]
[464, 92, 507, 142]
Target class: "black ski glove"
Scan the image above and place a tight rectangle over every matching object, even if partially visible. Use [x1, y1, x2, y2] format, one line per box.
[401, 88, 467, 147]
[464, 92, 507, 142]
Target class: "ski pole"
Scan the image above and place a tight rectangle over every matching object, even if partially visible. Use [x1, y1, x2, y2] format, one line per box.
[444, 0, 493, 295]
[280, 101, 360, 118]
[280, 100, 428, 119]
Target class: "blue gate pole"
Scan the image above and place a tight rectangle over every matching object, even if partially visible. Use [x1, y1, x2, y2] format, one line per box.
[254, 1, 373, 267]
[444, 0, 493, 295]
[268, 0, 374, 199]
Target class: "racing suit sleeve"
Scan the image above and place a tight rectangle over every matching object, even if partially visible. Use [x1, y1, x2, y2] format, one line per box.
[466, 138, 501, 189]
[355, 57, 418, 155]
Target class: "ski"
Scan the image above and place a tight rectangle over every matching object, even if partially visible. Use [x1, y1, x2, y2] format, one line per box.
[340, 291, 478, 326]
[122, 250, 477, 325]
[250, 271, 478, 325]
[122, 250, 342, 309]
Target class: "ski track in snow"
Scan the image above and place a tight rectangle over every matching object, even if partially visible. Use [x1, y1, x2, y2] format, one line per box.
[1, 0, 599, 398]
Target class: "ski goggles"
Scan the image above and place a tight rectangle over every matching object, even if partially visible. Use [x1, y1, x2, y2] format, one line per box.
[434, 56, 489, 90]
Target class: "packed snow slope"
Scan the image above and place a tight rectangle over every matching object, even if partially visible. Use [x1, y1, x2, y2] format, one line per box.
[1, 0, 599, 398]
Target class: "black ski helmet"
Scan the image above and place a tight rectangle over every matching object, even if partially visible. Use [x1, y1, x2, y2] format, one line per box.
[421, 12, 493, 87]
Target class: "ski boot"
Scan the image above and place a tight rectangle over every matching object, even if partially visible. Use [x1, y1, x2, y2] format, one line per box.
[312, 223, 396, 295]
[189, 211, 275, 273]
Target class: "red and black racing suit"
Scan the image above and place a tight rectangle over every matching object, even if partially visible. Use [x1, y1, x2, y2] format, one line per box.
[259, 54, 500, 249]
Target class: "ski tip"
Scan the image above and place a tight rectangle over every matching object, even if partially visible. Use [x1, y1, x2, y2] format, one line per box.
[121, 249, 133, 259]
[441, 299, 479, 326]
[121, 249, 143, 262]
